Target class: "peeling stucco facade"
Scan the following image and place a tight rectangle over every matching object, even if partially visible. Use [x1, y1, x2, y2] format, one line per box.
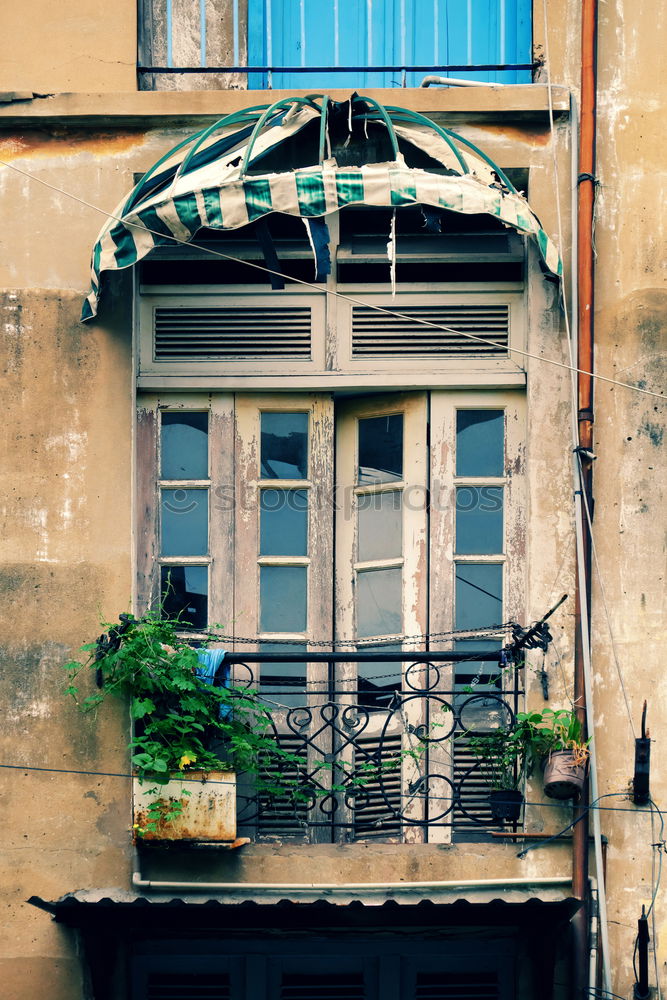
[0, 2, 665, 998]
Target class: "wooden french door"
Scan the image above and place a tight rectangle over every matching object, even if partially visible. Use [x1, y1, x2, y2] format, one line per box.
[137, 389, 524, 842]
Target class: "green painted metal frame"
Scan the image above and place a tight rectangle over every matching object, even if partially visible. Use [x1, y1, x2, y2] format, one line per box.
[352, 95, 400, 160]
[172, 105, 271, 190]
[445, 131, 518, 194]
[239, 95, 322, 177]
[122, 130, 208, 214]
[123, 108, 270, 214]
[384, 106, 471, 176]
[123, 95, 519, 222]
[318, 95, 330, 164]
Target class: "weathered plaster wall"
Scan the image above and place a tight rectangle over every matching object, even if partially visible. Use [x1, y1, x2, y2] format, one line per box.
[0, 0, 137, 93]
[0, 286, 133, 1000]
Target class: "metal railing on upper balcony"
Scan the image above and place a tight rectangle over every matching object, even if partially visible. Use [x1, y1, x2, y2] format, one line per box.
[138, 0, 535, 89]
[223, 648, 525, 843]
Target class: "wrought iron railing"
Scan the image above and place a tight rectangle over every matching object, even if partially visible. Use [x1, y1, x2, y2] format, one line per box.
[225, 650, 524, 842]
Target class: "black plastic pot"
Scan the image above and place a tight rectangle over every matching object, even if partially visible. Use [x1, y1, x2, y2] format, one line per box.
[488, 789, 524, 822]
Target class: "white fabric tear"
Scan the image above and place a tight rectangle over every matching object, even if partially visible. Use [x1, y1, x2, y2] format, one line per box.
[387, 209, 397, 298]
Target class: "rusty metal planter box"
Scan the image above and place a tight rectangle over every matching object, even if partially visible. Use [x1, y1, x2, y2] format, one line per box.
[133, 771, 236, 843]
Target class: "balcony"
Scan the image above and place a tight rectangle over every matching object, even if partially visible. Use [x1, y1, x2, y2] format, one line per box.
[138, 0, 534, 90]
[224, 648, 525, 843]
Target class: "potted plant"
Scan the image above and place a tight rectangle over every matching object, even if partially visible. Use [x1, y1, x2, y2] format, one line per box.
[64, 611, 298, 842]
[467, 721, 538, 823]
[524, 708, 590, 800]
[467, 707, 590, 820]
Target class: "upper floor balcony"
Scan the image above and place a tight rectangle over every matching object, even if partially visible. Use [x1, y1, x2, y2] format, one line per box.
[138, 0, 535, 91]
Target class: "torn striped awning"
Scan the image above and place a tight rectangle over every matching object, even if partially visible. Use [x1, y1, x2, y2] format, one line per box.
[82, 97, 562, 321]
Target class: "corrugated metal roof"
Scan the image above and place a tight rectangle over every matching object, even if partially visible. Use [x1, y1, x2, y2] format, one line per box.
[29, 889, 581, 930]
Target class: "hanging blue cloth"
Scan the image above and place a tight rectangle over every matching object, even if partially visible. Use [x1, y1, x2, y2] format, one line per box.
[195, 648, 230, 720]
[303, 218, 331, 281]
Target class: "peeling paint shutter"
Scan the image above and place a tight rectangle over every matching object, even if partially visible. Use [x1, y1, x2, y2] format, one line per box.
[154, 305, 313, 361]
[351, 304, 510, 359]
[352, 734, 402, 840]
[453, 739, 501, 831]
[254, 736, 311, 838]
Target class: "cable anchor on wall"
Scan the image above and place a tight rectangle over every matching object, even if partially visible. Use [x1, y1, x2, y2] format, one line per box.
[632, 700, 651, 806]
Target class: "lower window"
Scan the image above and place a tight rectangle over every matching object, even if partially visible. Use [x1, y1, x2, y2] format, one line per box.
[132, 939, 513, 1000]
[137, 390, 525, 842]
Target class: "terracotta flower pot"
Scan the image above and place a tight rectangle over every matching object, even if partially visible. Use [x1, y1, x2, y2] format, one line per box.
[543, 751, 587, 800]
[488, 789, 524, 822]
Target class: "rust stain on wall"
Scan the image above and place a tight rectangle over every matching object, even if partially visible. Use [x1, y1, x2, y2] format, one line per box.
[476, 123, 551, 146]
[0, 129, 148, 160]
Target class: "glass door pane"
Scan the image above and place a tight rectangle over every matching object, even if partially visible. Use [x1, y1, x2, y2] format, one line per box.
[233, 393, 334, 842]
[335, 393, 428, 842]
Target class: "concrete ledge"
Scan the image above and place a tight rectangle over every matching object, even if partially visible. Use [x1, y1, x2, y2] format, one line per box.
[0, 85, 571, 128]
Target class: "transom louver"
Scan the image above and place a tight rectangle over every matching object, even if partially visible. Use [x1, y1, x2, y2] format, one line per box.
[351, 304, 509, 358]
[147, 297, 515, 371]
[154, 306, 312, 361]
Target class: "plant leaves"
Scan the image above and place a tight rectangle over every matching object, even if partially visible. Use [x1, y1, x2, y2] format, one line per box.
[131, 697, 156, 720]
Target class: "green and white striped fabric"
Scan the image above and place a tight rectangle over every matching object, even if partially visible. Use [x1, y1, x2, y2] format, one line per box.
[82, 102, 561, 321]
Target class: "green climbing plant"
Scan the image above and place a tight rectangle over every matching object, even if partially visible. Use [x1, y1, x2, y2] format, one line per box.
[64, 611, 305, 834]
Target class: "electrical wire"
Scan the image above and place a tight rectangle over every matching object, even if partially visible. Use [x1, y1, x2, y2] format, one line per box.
[550, 634, 575, 710]
[514, 792, 639, 859]
[647, 800, 664, 919]
[0, 155, 664, 401]
[0, 760, 662, 816]
[577, 452, 637, 739]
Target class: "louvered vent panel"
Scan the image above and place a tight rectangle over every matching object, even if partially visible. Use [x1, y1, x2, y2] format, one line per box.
[281, 973, 366, 999]
[352, 734, 402, 840]
[256, 736, 311, 838]
[146, 973, 230, 1000]
[415, 972, 499, 999]
[351, 305, 509, 358]
[453, 737, 502, 832]
[154, 307, 312, 360]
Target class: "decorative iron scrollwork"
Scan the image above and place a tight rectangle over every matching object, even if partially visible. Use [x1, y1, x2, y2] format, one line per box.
[230, 653, 522, 838]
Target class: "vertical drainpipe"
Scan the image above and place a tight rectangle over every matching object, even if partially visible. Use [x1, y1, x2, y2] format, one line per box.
[573, 0, 598, 996]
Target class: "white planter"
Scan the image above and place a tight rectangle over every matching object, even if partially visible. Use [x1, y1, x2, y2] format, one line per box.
[133, 771, 236, 843]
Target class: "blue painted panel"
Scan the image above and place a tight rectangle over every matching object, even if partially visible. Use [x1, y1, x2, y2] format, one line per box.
[247, 0, 268, 88]
[248, 0, 532, 90]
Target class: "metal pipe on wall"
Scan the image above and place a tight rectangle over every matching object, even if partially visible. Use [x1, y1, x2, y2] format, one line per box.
[572, 0, 599, 995]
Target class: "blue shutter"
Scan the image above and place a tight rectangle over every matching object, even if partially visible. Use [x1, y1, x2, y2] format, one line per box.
[247, 0, 532, 90]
